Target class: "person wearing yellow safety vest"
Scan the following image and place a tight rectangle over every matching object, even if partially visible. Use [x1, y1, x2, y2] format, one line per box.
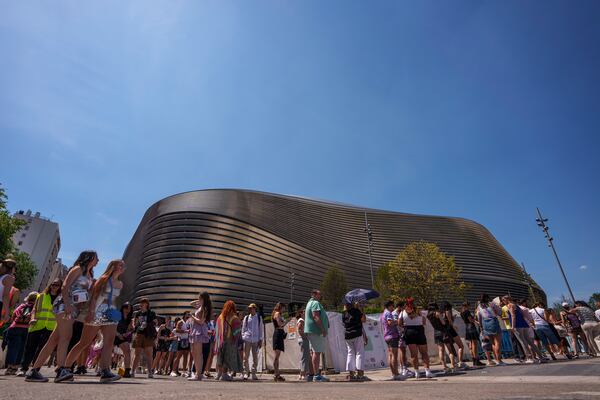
[16, 279, 62, 376]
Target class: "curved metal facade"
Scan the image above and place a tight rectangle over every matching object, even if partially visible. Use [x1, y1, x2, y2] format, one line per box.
[120, 189, 544, 315]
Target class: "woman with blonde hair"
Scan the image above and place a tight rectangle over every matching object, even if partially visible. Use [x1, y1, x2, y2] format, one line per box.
[26, 251, 98, 383]
[214, 300, 242, 381]
[61, 259, 125, 382]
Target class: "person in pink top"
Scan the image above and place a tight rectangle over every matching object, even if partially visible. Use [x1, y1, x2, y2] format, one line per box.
[3, 292, 38, 375]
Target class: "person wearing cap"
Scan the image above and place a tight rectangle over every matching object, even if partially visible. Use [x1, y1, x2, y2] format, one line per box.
[241, 303, 263, 381]
[0, 257, 17, 326]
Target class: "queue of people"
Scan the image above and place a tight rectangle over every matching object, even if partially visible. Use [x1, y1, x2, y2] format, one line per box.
[2, 255, 600, 384]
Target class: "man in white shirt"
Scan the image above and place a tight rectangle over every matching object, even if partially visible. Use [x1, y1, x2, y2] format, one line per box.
[241, 303, 263, 380]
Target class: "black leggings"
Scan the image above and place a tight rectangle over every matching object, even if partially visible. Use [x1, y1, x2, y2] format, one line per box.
[21, 329, 52, 370]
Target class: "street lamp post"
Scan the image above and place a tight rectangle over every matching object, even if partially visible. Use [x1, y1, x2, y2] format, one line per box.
[290, 269, 295, 304]
[535, 207, 576, 304]
[363, 211, 375, 288]
[520, 262, 537, 303]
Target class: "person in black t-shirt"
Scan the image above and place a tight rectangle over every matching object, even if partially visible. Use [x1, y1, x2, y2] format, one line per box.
[152, 317, 172, 375]
[131, 298, 157, 378]
[342, 302, 368, 381]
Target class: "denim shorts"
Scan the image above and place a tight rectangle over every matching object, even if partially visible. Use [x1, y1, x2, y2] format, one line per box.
[535, 325, 559, 346]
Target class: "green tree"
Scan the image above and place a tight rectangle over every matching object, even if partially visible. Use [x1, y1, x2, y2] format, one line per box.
[320, 264, 348, 310]
[374, 262, 393, 304]
[384, 241, 469, 308]
[0, 184, 38, 290]
[589, 293, 600, 309]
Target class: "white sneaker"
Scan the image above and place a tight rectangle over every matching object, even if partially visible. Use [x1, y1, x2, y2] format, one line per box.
[425, 369, 434, 379]
[525, 359, 534, 364]
[170, 372, 178, 377]
[403, 369, 415, 378]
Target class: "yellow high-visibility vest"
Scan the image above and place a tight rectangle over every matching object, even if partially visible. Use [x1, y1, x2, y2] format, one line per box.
[29, 293, 56, 332]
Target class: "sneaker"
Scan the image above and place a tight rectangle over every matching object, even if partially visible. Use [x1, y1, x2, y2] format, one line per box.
[4, 367, 16, 376]
[275, 375, 286, 382]
[314, 374, 329, 382]
[459, 362, 468, 369]
[123, 369, 132, 378]
[25, 369, 49, 383]
[403, 369, 416, 378]
[54, 368, 74, 383]
[147, 372, 154, 379]
[187, 374, 202, 381]
[525, 359, 535, 364]
[425, 369, 434, 379]
[243, 373, 248, 381]
[497, 361, 507, 366]
[100, 369, 121, 383]
[251, 373, 258, 381]
[487, 360, 497, 366]
[473, 360, 486, 367]
[305, 374, 314, 382]
[181, 372, 189, 378]
[221, 373, 232, 381]
[359, 375, 372, 381]
[16, 368, 27, 377]
[393, 374, 406, 381]
[170, 371, 178, 377]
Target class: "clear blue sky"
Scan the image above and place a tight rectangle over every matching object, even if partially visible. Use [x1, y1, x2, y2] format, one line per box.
[2, 1, 599, 304]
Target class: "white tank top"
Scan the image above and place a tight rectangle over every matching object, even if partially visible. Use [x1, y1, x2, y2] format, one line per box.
[531, 307, 549, 326]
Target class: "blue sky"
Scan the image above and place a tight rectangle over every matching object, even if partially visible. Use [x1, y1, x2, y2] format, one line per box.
[1, 1, 599, 304]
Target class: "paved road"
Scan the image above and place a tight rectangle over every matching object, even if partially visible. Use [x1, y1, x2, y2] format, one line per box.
[3, 358, 599, 400]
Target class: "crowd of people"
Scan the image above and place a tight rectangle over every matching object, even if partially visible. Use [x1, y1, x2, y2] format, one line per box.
[1, 253, 600, 384]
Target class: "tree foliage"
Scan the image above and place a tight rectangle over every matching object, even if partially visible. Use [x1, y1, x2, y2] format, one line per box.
[589, 293, 600, 309]
[320, 264, 348, 310]
[0, 184, 38, 290]
[383, 241, 469, 308]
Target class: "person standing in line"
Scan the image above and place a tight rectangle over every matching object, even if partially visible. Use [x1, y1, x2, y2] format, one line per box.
[441, 302, 466, 369]
[203, 313, 217, 378]
[241, 303, 263, 381]
[131, 298, 158, 378]
[0, 257, 17, 327]
[547, 308, 573, 358]
[188, 292, 212, 381]
[16, 280, 61, 376]
[152, 318, 171, 375]
[165, 317, 180, 376]
[171, 319, 190, 376]
[560, 303, 587, 357]
[271, 302, 287, 382]
[392, 301, 412, 377]
[304, 289, 330, 382]
[3, 292, 38, 375]
[505, 296, 545, 363]
[215, 300, 243, 381]
[381, 300, 402, 380]
[398, 298, 432, 379]
[476, 294, 505, 366]
[460, 302, 485, 367]
[114, 303, 134, 377]
[501, 296, 526, 363]
[61, 259, 125, 383]
[26, 250, 98, 383]
[342, 301, 367, 381]
[296, 309, 314, 381]
[572, 301, 600, 356]
[530, 302, 559, 360]
[427, 302, 456, 373]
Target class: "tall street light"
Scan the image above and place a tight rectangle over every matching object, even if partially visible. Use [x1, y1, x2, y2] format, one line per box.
[535, 207, 576, 304]
[363, 211, 375, 288]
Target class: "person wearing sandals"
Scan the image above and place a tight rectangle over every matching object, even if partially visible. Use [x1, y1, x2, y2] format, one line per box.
[476, 294, 505, 366]
[342, 301, 368, 381]
[272, 302, 287, 382]
[60, 259, 125, 383]
[188, 292, 212, 380]
[26, 251, 98, 383]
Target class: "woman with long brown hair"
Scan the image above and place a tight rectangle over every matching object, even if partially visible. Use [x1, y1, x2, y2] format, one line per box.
[188, 292, 212, 380]
[26, 250, 98, 383]
[398, 298, 432, 379]
[61, 259, 125, 382]
[214, 300, 242, 381]
[271, 302, 287, 382]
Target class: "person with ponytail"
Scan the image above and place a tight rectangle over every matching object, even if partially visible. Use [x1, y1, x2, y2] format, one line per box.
[187, 292, 212, 380]
[398, 298, 432, 379]
[60, 259, 125, 383]
[25, 251, 98, 383]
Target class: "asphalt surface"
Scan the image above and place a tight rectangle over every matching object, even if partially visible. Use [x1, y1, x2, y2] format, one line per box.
[3, 357, 600, 400]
